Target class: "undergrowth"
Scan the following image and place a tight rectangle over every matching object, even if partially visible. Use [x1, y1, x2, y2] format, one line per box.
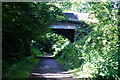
[56, 2, 119, 79]
[2, 56, 39, 79]
[30, 47, 43, 57]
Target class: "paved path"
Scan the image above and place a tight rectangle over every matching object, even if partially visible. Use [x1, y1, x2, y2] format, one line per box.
[29, 54, 73, 80]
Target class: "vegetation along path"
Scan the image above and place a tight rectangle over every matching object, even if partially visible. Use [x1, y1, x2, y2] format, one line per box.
[29, 54, 73, 79]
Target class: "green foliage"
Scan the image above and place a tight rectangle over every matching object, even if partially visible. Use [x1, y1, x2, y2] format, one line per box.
[57, 43, 84, 69]
[45, 33, 70, 56]
[28, 25, 71, 56]
[56, 2, 119, 78]
[2, 57, 39, 78]
[2, 2, 66, 78]
[52, 2, 88, 12]
[30, 47, 43, 57]
[75, 21, 92, 41]
[2, 2, 65, 63]
[54, 2, 73, 11]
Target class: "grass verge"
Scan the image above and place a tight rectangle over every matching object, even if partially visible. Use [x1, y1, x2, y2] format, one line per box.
[2, 56, 39, 79]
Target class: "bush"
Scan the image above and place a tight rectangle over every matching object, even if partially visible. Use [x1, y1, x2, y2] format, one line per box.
[51, 33, 70, 56]
[56, 43, 84, 69]
[33, 32, 70, 55]
[56, 2, 119, 78]
[57, 29, 119, 78]
[75, 21, 92, 41]
[30, 47, 43, 57]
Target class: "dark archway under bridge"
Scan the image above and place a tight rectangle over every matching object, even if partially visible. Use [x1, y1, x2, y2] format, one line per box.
[51, 20, 80, 43]
[52, 29, 75, 43]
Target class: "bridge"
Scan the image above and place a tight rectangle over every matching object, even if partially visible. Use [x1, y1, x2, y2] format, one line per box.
[51, 12, 82, 42]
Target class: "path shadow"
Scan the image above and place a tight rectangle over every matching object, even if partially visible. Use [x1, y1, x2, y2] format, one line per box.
[29, 54, 73, 79]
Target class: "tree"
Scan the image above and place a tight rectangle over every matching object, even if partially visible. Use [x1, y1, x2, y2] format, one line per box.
[56, 2, 119, 78]
[2, 2, 65, 63]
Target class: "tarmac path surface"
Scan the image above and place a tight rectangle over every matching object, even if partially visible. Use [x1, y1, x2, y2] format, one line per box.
[29, 54, 74, 80]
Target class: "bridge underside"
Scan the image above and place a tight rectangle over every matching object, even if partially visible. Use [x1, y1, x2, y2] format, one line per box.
[52, 29, 75, 43]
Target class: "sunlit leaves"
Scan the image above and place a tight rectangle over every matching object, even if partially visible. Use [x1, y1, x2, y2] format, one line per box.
[56, 2, 119, 78]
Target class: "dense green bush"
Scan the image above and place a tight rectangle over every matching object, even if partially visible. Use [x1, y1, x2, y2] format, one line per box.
[30, 47, 43, 57]
[56, 2, 119, 78]
[45, 33, 70, 56]
[32, 32, 70, 55]
[75, 21, 92, 41]
[57, 43, 84, 69]
[50, 33, 70, 56]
